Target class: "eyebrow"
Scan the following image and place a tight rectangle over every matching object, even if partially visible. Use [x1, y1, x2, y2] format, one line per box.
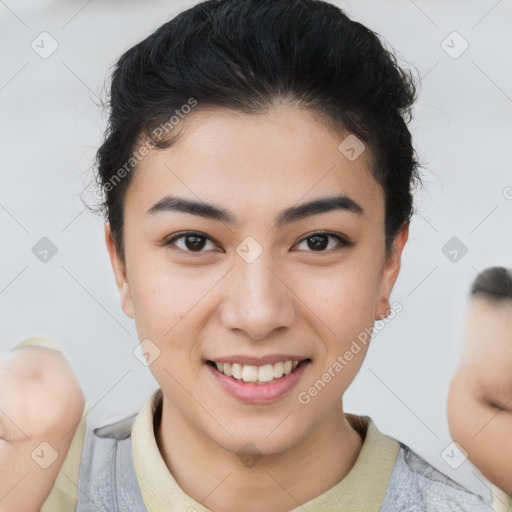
[145, 194, 364, 228]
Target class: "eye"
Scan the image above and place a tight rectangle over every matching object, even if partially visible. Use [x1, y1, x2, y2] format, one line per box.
[164, 231, 220, 253]
[484, 398, 506, 412]
[294, 232, 353, 252]
[163, 230, 352, 254]
[486, 401, 504, 411]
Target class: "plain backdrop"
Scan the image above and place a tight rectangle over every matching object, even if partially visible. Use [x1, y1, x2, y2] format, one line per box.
[1, 0, 511, 495]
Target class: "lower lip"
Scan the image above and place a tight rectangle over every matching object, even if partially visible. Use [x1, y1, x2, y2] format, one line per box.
[206, 361, 310, 403]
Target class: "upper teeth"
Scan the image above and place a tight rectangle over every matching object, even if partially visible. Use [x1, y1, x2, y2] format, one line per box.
[215, 361, 300, 383]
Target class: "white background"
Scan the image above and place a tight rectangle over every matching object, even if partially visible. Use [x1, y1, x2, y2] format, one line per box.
[1, 0, 511, 493]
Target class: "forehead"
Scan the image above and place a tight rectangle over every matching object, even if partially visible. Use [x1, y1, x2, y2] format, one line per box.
[124, 106, 384, 224]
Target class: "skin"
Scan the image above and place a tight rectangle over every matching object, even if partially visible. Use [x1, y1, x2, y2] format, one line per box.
[105, 104, 409, 512]
[0, 347, 84, 512]
[447, 297, 512, 495]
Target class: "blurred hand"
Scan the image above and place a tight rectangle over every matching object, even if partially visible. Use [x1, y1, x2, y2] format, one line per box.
[0, 343, 85, 512]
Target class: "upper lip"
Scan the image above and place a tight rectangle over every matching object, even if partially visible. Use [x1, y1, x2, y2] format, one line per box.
[207, 355, 310, 366]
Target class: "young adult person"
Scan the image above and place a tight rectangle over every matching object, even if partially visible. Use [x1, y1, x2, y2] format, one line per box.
[1, 1, 494, 510]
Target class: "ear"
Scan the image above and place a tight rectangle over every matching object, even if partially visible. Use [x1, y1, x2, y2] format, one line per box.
[374, 222, 409, 320]
[104, 222, 134, 319]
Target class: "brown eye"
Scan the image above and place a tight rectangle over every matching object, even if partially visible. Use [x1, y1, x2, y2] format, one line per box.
[183, 235, 207, 251]
[306, 235, 329, 251]
[295, 232, 352, 252]
[165, 232, 218, 253]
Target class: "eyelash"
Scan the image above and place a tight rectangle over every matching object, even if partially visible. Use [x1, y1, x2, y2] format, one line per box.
[163, 231, 353, 254]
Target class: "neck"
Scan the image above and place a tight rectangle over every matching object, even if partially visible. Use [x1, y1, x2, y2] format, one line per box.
[155, 396, 363, 512]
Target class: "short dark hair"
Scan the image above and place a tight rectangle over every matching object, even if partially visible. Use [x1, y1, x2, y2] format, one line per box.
[84, 0, 422, 263]
[471, 266, 512, 302]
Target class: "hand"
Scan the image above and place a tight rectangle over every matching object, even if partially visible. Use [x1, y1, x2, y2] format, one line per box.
[0, 341, 85, 512]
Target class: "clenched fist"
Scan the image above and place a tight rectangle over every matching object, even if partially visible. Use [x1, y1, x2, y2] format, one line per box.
[0, 337, 85, 512]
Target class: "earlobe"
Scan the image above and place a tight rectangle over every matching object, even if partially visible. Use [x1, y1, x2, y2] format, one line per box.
[374, 223, 409, 320]
[104, 222, 135, 319]
[120, 282, 135, 319]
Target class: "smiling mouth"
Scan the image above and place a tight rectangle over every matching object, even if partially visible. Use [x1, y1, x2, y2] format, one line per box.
[206, 359, 311, 385]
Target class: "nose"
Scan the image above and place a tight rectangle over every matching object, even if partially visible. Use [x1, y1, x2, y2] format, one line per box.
[219, 253, 297, 341]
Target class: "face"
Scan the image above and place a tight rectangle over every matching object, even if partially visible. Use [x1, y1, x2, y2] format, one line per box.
[459, 297, 512, 409]
[105, 105, 408, 455]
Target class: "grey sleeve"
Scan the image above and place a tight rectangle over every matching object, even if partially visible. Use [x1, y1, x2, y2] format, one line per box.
[380, 445, 495, 512]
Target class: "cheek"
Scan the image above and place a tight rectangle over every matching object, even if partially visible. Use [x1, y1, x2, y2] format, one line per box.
[128, 255, 223, 348]
[292, 259, 382, 332]
[128, 268, 209, 387]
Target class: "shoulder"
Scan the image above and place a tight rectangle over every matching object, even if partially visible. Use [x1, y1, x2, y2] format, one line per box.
[41, 407, 141, 512]
[73, 408, 147, 512]
[79, 409, 139, 474]
[380, 443, 494, 512]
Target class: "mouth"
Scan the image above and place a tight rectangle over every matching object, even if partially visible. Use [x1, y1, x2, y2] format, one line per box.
[205, 357, 312, 403]
[206, 359, 311, 385]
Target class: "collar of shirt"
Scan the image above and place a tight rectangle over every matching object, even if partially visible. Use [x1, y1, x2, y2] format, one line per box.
[491, 484, 512, 512]
[132, 388, 400, 512]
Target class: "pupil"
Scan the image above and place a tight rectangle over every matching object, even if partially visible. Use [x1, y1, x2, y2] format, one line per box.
[186, 236, 206, 251]
[308, 235, 328, 251]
